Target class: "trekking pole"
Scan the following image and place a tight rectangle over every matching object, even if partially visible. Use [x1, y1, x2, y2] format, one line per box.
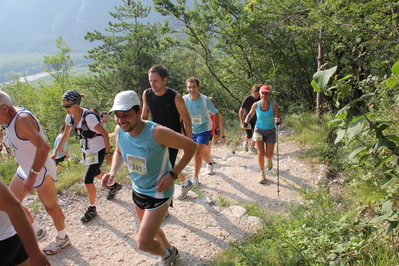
[231, 130, 245, 154]
[276, 124, 280, 197]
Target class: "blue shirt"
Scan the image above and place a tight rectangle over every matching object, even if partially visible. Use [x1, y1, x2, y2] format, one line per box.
[255, 100, 275, 130]
[117, 121, 173, 198]
[183, 93, 218, 134]
[53, 133, 67, 159]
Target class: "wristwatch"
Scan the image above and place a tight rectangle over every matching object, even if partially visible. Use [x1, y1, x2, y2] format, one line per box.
[169, 170, 178, 180]
[30, 168, 39, 175]
[105, 152, 113, 157]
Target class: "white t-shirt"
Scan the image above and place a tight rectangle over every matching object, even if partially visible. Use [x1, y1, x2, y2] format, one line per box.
[65, 108, 105, 155]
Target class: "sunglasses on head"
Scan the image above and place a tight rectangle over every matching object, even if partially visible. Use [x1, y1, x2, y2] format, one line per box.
[62, 104, 74, 108]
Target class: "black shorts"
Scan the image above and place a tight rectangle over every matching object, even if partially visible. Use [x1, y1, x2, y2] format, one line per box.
[168, 147, 178, 167]
[83, 148, 105, 184]
[0, 234, 28, 266]
[55, 155, 66, 165]
[132, 190, 173, 210]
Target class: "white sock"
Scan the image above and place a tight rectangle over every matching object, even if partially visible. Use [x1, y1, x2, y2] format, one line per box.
[57, 229, 67, 239]
[181, 179, 189, 186]
[32, 221, 41, 233]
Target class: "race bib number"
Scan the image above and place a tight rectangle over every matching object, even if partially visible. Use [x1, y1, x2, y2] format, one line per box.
[192, 115, 202, 125]
[126, 154, 147, 175]
[85, 153, 99, 166]
[253, 132, 263, 142]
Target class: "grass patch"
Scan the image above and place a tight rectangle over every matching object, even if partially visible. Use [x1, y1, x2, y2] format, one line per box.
[218, 195, 231, 208]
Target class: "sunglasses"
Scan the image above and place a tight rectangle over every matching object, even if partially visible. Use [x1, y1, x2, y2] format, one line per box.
[62, 104, 75, 109]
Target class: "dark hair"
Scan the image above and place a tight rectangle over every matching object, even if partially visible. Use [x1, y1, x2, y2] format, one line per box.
[148, 64, 168, 80]
[186, 76, 200, 86]
[131, 105, 140, 113]
[252, 84, 261, 93]
[100, 111, 108, 118]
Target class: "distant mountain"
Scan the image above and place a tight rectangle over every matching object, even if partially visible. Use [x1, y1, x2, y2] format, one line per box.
[0, 0, 164, 54]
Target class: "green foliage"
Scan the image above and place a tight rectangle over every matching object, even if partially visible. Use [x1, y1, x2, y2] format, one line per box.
[0, 157, 16, 185]
[84, 0, 168, 94]
[43, 36, 74, 90]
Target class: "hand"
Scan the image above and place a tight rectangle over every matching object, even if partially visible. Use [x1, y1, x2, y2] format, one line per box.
[65, 153, 70, 159]
[221, 137, 227, 145]
[101, 173, 114, 189]
[24, 174, 36, 193]
[275, 117, 282, 125]
[155, 173, 174, 192]
[242, 122, 248, 129]
[50, 153, 57, 160]
[29, 251, 51, 266]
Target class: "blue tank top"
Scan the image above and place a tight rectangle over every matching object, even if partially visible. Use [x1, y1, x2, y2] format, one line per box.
[255, 100, 275, 130]
[117, 121, 173, 198]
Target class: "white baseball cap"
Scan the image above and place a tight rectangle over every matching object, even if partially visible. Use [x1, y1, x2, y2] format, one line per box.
[109, 90, 141, 113]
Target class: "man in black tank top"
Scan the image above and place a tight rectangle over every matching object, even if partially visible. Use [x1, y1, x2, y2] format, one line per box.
[142, 64, 194, 200]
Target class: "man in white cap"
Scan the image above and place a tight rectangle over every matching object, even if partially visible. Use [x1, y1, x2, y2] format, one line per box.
[102, 90, 196, 266]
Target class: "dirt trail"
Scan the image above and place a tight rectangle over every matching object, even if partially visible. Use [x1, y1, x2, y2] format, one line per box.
[31, 129, 317, 266]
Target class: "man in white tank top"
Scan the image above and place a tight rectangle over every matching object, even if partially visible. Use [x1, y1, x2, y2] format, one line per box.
[0, 91, 70, 255]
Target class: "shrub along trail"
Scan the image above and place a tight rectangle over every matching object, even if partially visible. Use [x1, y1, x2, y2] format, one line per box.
[30, 129, 317, 265]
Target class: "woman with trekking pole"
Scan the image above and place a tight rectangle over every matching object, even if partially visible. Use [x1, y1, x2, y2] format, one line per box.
[243, 85, 281, 184]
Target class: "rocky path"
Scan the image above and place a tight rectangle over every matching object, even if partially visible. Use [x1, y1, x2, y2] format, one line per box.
[31, 130, 317, 266]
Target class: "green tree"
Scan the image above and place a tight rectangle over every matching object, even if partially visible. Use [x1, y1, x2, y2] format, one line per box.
[84, 0, 170, 94]
[43, 36, 74, 91]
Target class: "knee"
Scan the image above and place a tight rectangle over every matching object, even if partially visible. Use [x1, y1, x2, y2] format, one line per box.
[136, 237, 152, 252]
[44, 203, 62, 216]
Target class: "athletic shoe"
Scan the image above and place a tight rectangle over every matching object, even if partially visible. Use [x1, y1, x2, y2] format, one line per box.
[250, 146, 257, 154]
[106, 182, 122, 200]
[153, 246, 179, 266]
[43, 235, 70, 255]
[192, 177, 199, 186]
[259, 173, 266, 184]
[177, 180, 193, 200]
[243, 142, 249, 152]
[36, 228, 48, 242]
[80, 206, 97, 223]
[206, 164, 214, 175]
[267, 159, 273, 171]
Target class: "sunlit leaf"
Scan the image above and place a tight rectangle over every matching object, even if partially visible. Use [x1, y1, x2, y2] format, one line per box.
[347, 118, 365, 139]
[335, 128, 346, 144]
[313, 66, 337, 92]
[348, 146, 367, 160]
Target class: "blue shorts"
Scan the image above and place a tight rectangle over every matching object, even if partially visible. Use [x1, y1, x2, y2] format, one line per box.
[193, 130, 212, 145]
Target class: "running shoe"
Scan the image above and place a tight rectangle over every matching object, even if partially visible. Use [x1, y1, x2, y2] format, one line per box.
[36, 228, 48, 242]
[259, 172, 266, 184]
[153, 246, 179, 266]
[206, 164, 214, 175]
[80, 206, 97, 223]
[43, 235, 70, 255]
[191, 177, 199, 186]
[177, 180, 193, 200]
[106, 182, 122, 200]
[267, 159, 273, 171]
[243, 142, 249, 152]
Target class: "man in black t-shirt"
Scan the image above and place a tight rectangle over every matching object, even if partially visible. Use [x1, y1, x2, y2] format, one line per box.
[239, 84, 261, 153]
[142, 64, 193, 200]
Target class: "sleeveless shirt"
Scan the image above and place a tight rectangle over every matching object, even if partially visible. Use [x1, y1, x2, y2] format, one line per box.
[255, 100, 275, 130]
[6, 108, 57, 187]
[117, 121, 173, 199]
[145, 88, 181, 133]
